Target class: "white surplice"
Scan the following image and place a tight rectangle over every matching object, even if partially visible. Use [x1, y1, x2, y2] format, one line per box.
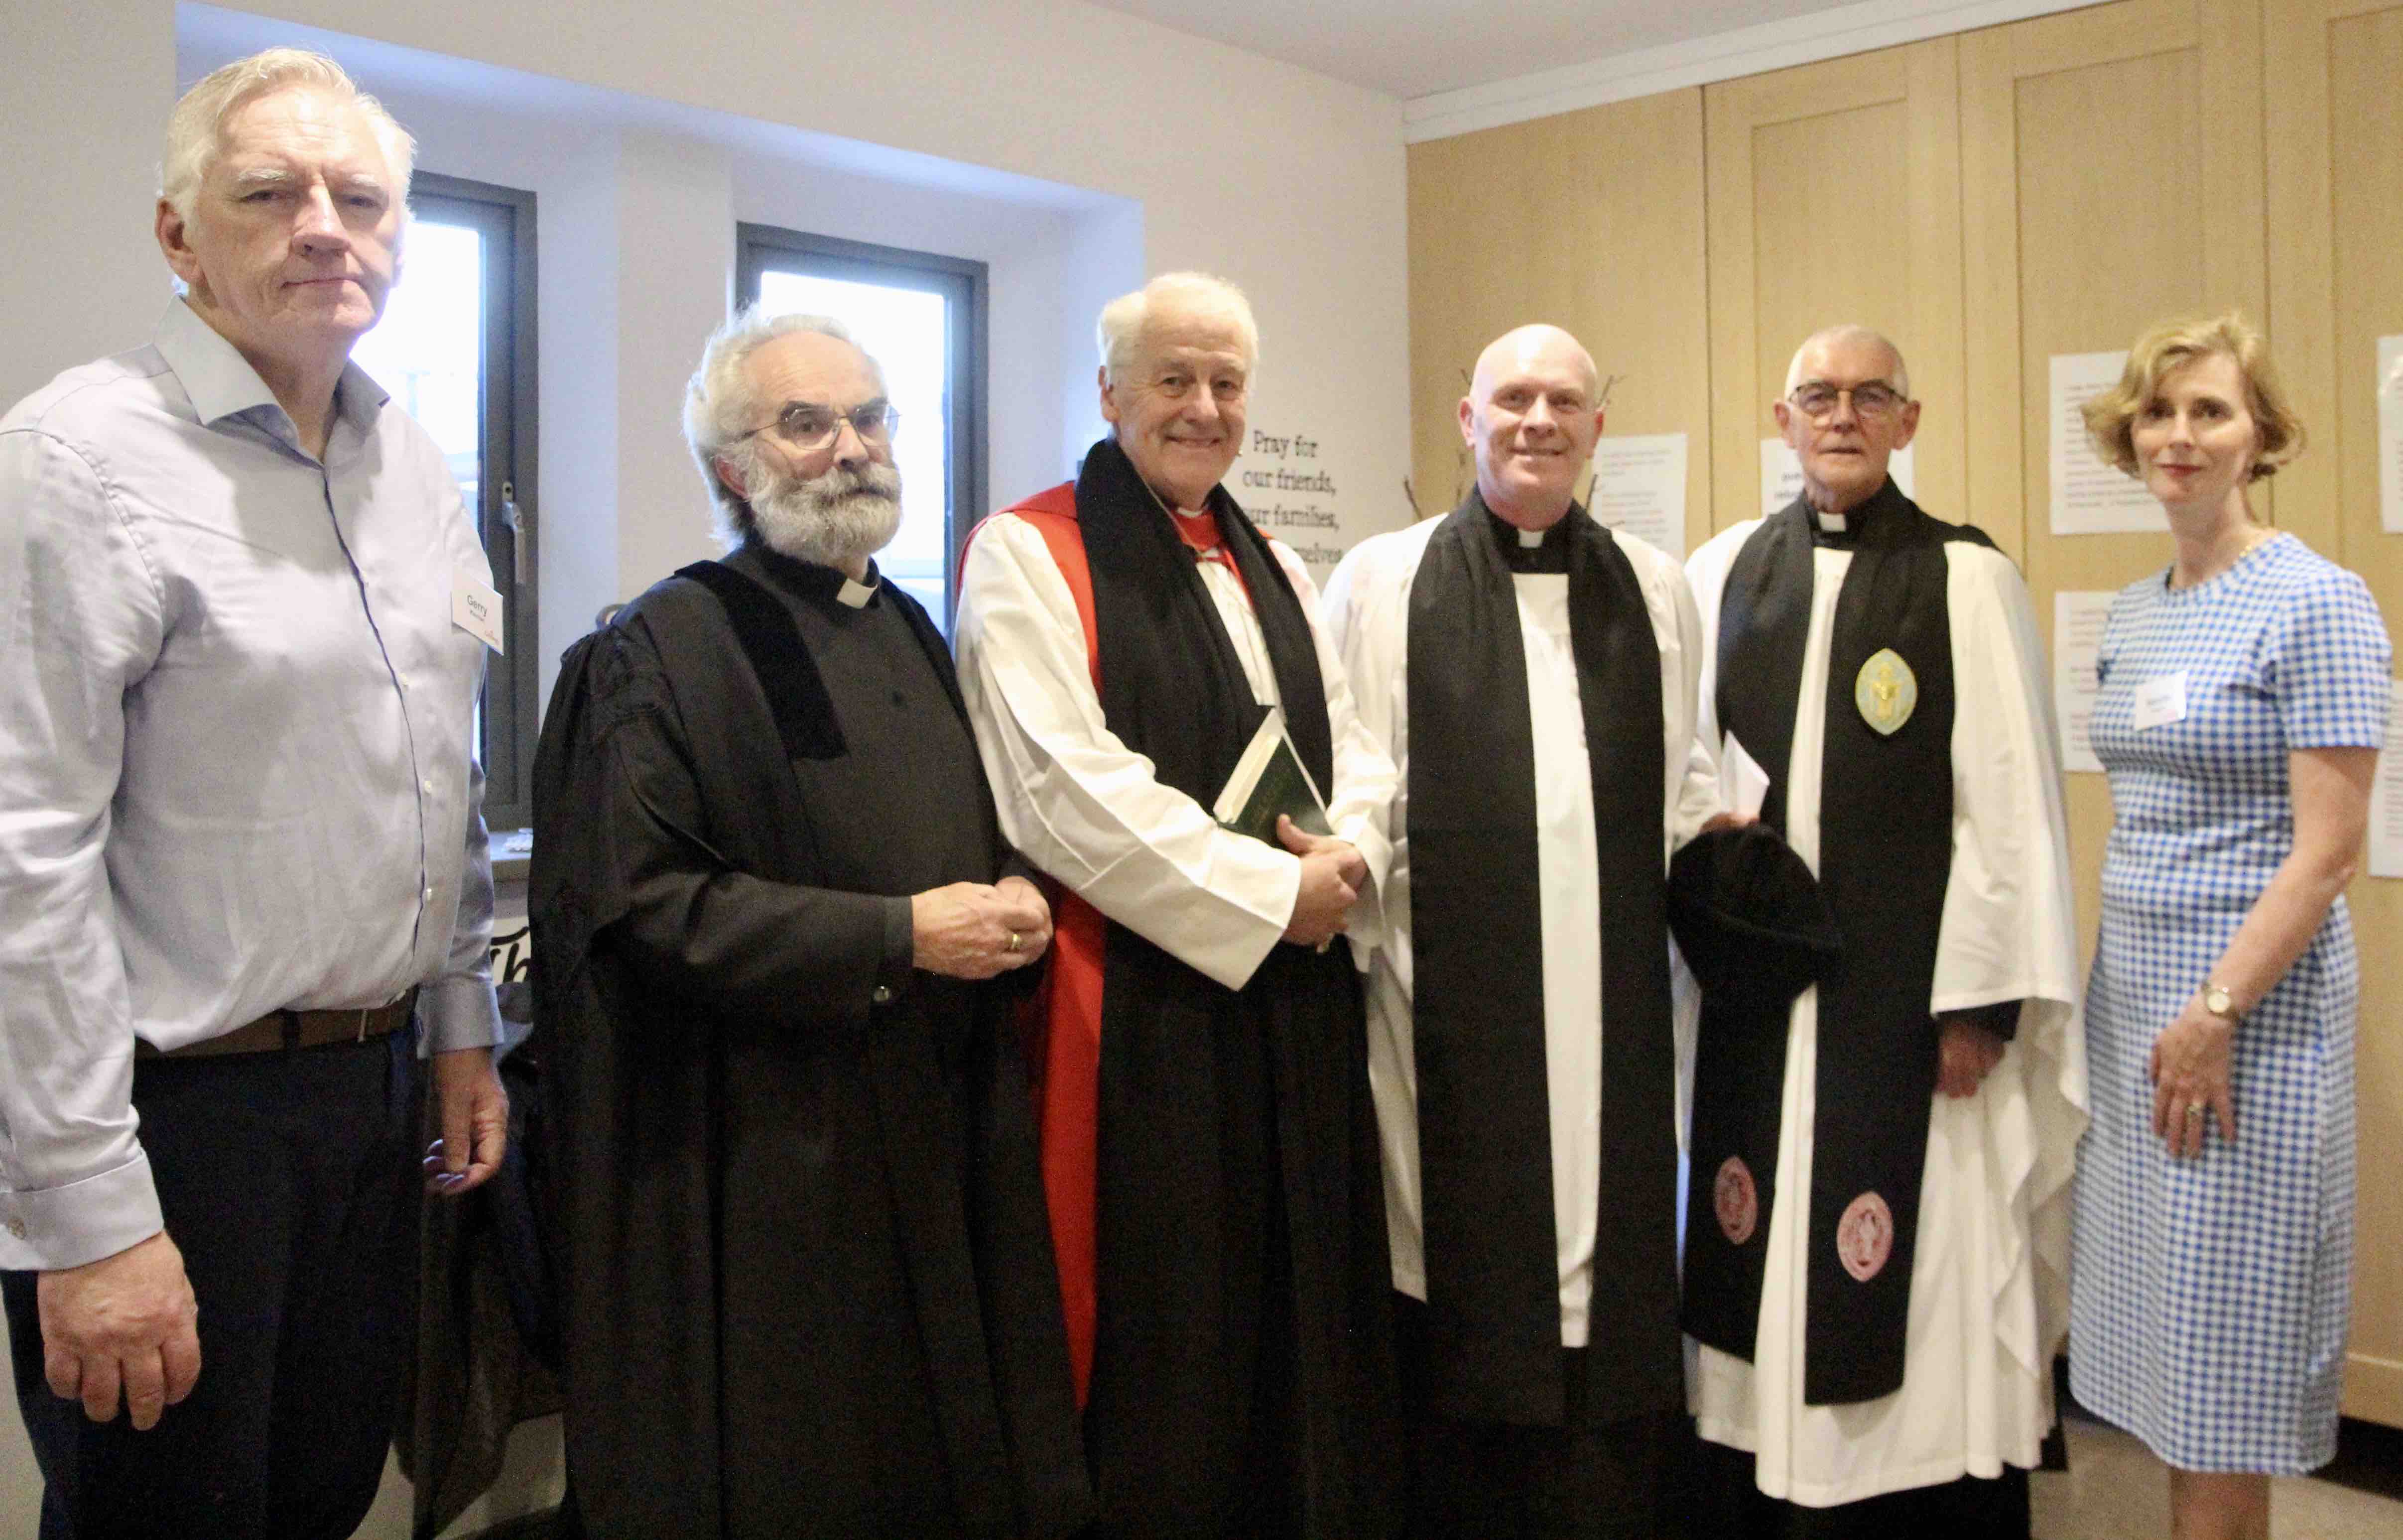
[1682, 516, 2089, 1507]
[1321, 514, 1720, 1346]
[953, 506, 1395, 989]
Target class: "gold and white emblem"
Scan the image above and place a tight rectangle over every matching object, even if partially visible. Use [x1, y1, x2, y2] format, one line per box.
[1854, 648, 1916, 736]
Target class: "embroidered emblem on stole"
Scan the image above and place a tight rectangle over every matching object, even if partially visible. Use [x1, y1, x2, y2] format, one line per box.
[1854, 648, 1917, 736]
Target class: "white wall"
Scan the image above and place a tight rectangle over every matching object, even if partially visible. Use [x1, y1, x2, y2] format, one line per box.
[1, 0, 1411, 1533]
[0, 1, 180, 413]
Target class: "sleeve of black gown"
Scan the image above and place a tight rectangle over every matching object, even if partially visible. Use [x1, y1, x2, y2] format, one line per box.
[585, 624, 915, 1023]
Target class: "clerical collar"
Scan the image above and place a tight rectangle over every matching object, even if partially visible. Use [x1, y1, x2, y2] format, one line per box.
[1806, 477, 1908, 549]
[741, 539, 882, 608]
[1482, 504, 1571, 574]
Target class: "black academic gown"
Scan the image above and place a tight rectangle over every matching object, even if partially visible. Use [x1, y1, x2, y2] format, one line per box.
[530, 544, 1089, 1540]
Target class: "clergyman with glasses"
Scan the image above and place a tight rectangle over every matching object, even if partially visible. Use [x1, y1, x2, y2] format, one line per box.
[528, 306, 1089, 1539]
[1677, 325, 2085, 1537]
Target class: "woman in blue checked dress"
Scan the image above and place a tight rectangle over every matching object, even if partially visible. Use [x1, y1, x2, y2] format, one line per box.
[2068, 313, 2390, 1540]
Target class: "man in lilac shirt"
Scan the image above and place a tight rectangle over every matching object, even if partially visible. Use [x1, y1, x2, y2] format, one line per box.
[0, 47, 506, 1539]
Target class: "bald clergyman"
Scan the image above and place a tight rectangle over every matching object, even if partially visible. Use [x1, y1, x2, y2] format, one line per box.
[1322, 324, 1725, 1540]
[1679, 325, 2085, 1539]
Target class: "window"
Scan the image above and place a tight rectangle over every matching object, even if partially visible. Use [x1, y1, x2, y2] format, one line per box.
[353, 171, 539, 829]
[737, 225, 988, 630]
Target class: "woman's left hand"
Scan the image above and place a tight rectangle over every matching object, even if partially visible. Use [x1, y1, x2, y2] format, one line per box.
[2149, 998, 2238, 1158]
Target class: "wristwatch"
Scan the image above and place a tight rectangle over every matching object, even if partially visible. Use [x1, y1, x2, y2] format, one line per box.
[2202, 982, 2241, 1022]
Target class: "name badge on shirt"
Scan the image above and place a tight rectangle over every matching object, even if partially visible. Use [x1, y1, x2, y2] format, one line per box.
[453, 570, 504, 654]
[2131, 671, 2187, 731]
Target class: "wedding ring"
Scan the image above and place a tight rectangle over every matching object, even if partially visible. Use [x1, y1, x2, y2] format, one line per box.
[2185, 1102, 2206, 1122]
[1006, 931, 1022, 953]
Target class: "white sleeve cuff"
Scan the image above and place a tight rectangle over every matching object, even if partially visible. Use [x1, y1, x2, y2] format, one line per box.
[419, 973, 504, 1056]
[0, 1152, 164, 1272]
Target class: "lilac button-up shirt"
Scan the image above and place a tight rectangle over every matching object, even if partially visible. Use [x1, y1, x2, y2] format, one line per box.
[0, 301, 502, 1271]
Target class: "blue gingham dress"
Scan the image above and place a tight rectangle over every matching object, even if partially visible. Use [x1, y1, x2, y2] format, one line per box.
[2069, 533, 2391, 1473]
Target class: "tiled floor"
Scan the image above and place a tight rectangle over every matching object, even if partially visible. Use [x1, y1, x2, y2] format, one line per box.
[2032, 1414, 2403, 1539]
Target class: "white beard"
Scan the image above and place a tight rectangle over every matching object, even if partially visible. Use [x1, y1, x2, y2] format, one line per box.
[749, 460, 904, 572]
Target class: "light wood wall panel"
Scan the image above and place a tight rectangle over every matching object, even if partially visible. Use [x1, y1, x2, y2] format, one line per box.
[2267, 0, 2403, 1426]
[1703, 39, 1967, 541]
[1404, 89, 1711, 547]
[1960, 0, 2266, 975]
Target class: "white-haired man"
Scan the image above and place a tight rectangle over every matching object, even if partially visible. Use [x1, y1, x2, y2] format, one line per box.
[955, 272, 1401, 1538]
[0, 47, 508, 1539]
[1679, 325, 2084, 1536]
[1323, 323, 1725, 1539]
[530, 307, 1089, 1540]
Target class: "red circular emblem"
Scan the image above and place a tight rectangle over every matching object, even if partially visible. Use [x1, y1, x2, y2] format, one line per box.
[1713, 1157, 1758, 1246]
[1837, 1191, 1894, 1282]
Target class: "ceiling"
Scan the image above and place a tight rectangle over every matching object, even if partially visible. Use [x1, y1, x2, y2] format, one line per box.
[1080, 0, 1876, 101]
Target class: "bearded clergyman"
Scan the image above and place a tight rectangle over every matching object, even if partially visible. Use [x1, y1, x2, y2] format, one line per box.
[529, 308, 1090, 1540]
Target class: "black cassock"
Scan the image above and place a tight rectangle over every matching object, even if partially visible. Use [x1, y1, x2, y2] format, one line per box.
[531, 542, 1089, 1540]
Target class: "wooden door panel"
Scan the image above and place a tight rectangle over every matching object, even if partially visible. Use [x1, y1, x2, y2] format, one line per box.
[1705, 38, 1964, 537]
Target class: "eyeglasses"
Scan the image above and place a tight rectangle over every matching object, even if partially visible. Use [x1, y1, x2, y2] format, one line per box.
[740, 399, 899, 453]
[1787, 381, 1906, 421]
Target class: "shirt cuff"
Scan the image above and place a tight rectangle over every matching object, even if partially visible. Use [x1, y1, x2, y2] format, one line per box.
[420, 973, 505, 1056]
[877, 895, 917, 1002]
[0, 1153, 165, 1273]
[1337, 818, 1393, 952]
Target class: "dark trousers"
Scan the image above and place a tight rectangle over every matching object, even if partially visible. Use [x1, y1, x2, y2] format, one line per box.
[1394, 1292, 1670, 1540]
[4, 1032, 423, 1540]
[1673, 1429, 2031, 1540]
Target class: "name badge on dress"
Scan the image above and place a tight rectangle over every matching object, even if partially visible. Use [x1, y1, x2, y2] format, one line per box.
[453, 570, 505, 654]
[2131, 671, 2187, 731]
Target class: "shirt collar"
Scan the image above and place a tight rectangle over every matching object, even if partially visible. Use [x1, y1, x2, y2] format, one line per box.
[741, 539, 884, 609]
[1807, 476, 1909, 549]
[1481, 501, 1574, 573]
[153, 298, 388, 441]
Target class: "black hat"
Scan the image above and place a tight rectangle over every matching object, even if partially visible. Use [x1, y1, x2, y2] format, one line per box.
[1667, 823, 1842, 1011]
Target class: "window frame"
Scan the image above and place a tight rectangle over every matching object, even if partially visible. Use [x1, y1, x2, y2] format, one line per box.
[409, 170, 540, 831]
[735, 223, 989, 625]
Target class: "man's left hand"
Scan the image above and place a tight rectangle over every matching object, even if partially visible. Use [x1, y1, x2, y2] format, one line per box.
[1934, 1017, 2008, 1099]
[1275, 817, 1367, 892]
[424, 1047, 508, 1196]
[994, 875, 1055, 963]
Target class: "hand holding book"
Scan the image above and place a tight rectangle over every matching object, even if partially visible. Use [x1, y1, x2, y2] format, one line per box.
[1278, 815, 1362, 949]
[1215, 707, 1357, 948]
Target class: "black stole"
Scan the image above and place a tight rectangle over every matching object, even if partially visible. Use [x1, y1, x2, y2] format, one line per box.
[1070, 437, 1387, 1530]
[1075, 436, 1333, 796]
[1405, 495, 1680, 1427]
[670, 555, 848, 759]
[675, 544, 983, 762]
[1682, 480, 1990, 1405]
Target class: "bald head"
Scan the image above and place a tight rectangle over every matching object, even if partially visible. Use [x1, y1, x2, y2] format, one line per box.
[1473, 324, 1600, 402]
[1783, 325, 1909, 399]
[1460, 324, 1606, 528]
